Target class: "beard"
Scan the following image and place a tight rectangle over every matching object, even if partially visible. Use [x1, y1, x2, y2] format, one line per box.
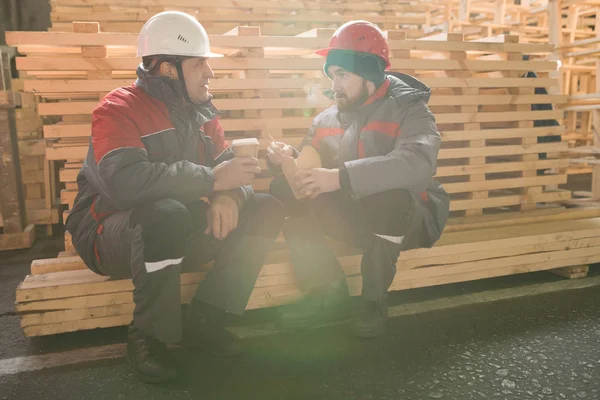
[335, 81, 370, 112]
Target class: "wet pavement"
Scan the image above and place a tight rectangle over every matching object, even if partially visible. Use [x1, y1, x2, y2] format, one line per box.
[1, 233, 600, 399]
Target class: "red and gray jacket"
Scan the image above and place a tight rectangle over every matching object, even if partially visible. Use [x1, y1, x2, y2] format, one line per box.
[271, 71, 450, 249]
[66, 67, 249, 258]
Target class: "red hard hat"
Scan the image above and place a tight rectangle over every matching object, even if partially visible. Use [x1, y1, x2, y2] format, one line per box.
[316, 20, 391, 69]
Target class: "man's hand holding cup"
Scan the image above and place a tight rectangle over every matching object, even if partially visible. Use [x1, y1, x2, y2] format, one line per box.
[213, 138, 261, 191]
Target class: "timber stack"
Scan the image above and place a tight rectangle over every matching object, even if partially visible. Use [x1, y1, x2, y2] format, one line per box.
[9, 82, 60, 233]
[47, 0, 441, 37]
[0, 52, 36, 251]
[9, 24, 600, 337]
[0, 50, 59, 235]
[6, 25, 573, 223]
[554, 2, 600, 197]
[45, 0, 561, 41]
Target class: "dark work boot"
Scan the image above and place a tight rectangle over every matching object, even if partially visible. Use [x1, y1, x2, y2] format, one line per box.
[183, 301, 243, 357]
[279, 278, 351, 330]
[126, 325, 178, 384]
[352, 296, 388, 338]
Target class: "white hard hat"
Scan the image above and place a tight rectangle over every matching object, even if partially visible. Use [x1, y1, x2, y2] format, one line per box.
[137, 11, 223, 58]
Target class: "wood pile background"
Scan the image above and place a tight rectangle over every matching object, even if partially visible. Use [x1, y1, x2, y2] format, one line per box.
[6, 25, 569, 229]
[47, 0, 442, 37]
[0, 51, 58, 236]
[0, 52, 37, 250]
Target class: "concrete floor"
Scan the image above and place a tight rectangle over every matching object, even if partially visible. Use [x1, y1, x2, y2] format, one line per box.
[1, 230, 600, 399]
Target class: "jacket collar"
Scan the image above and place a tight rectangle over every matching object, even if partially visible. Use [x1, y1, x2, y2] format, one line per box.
[134, 64, 221, 128]
[336, 78, 391, 125]
[363, 78, 391, 106]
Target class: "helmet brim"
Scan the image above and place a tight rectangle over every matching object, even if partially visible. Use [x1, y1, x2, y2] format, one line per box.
[315, 48, 332, 57]
[137, 51, 225, 58]
[202, 52, 224, 58]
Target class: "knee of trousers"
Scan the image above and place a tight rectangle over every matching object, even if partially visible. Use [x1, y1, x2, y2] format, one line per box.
[282, 215, 319, 242]
[359, 189, 415, 235]
[132, 199, 193, 255]
[245, 193, 286, 238]
[268, 175, 303, 215]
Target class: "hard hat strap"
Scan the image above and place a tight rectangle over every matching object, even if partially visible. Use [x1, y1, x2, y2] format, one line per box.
[174, 57, 192, 103]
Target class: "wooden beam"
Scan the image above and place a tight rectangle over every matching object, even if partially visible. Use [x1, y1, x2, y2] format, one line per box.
[0, 100, 26, 233]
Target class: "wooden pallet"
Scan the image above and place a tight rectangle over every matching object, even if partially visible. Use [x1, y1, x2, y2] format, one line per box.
[45, 0, 565, 42]
[0, 72, 60, 233]
[11, 88, 60, 233]
[47, 0, 440, 36]
[5, 26, 570, 220]
[0, 90, 36, 251]
[15, 212, 600, 337]
[553, 4, 600, 197]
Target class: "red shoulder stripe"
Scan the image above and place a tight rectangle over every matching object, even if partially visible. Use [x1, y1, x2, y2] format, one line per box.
[361, 121, 400, 138]
[311, 127, 344, 148]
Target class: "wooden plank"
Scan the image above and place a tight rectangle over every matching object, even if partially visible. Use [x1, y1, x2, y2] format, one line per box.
[435, 159, 569, 178]
[396, 245, 600, 284]
[0, 208, 59, 227]
[20, 303, 135, 327]
[16, 268, 205, 302]
[25, 78, 330, 93]
[449, 190, 571, 212]
[31, 256, 87, 275]
[0, 106, 26, 233]
[549, 265, 589, 279]
[18, 140, 46, 157]
[4, 32, 555, 54]
[391, 253, 600, 292]
[23, 314, 133, 336]
[16, 291, 133, 312]
[49, 11, 428, 25]
[24, 77, 559, 95]
[21, 170, 45, 185]
[35, 95, 568, 116]
[46, 146, 87, 161]
[439, 142, 566, 159]
[399, 237, 600, 270]
[59, 168, 79, 182]
[15, 56, 558, 72]
[0, 225, 36, 251]
[444, 208, 600, 232]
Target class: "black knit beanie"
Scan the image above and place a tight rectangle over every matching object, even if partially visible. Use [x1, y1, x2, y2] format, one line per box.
[324, 49, 387, 87]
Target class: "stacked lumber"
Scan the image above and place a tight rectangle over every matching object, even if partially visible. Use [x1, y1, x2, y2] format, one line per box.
[15, 209, 600, 336]
[47, 0, 440, 37]
[448, 0, 599, 45]
[0, 82, 36, 250]
[0, 50, 58, 234]
[6, 25, 570, 225]
[441, 0, 541, 41]
[47, 0, 578, 44]
[553, 3, 600, 182]
[5, 81, 60, 232]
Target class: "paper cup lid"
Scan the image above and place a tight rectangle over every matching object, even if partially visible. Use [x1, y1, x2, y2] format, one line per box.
[232, 138, 259, 146]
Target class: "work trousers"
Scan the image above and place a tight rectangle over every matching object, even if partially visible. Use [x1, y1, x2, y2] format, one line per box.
[270, 176, 415, 301]
[91, 193, 285, 344]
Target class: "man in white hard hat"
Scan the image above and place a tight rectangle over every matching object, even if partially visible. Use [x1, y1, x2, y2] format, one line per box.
[65, 11, 285, 383]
